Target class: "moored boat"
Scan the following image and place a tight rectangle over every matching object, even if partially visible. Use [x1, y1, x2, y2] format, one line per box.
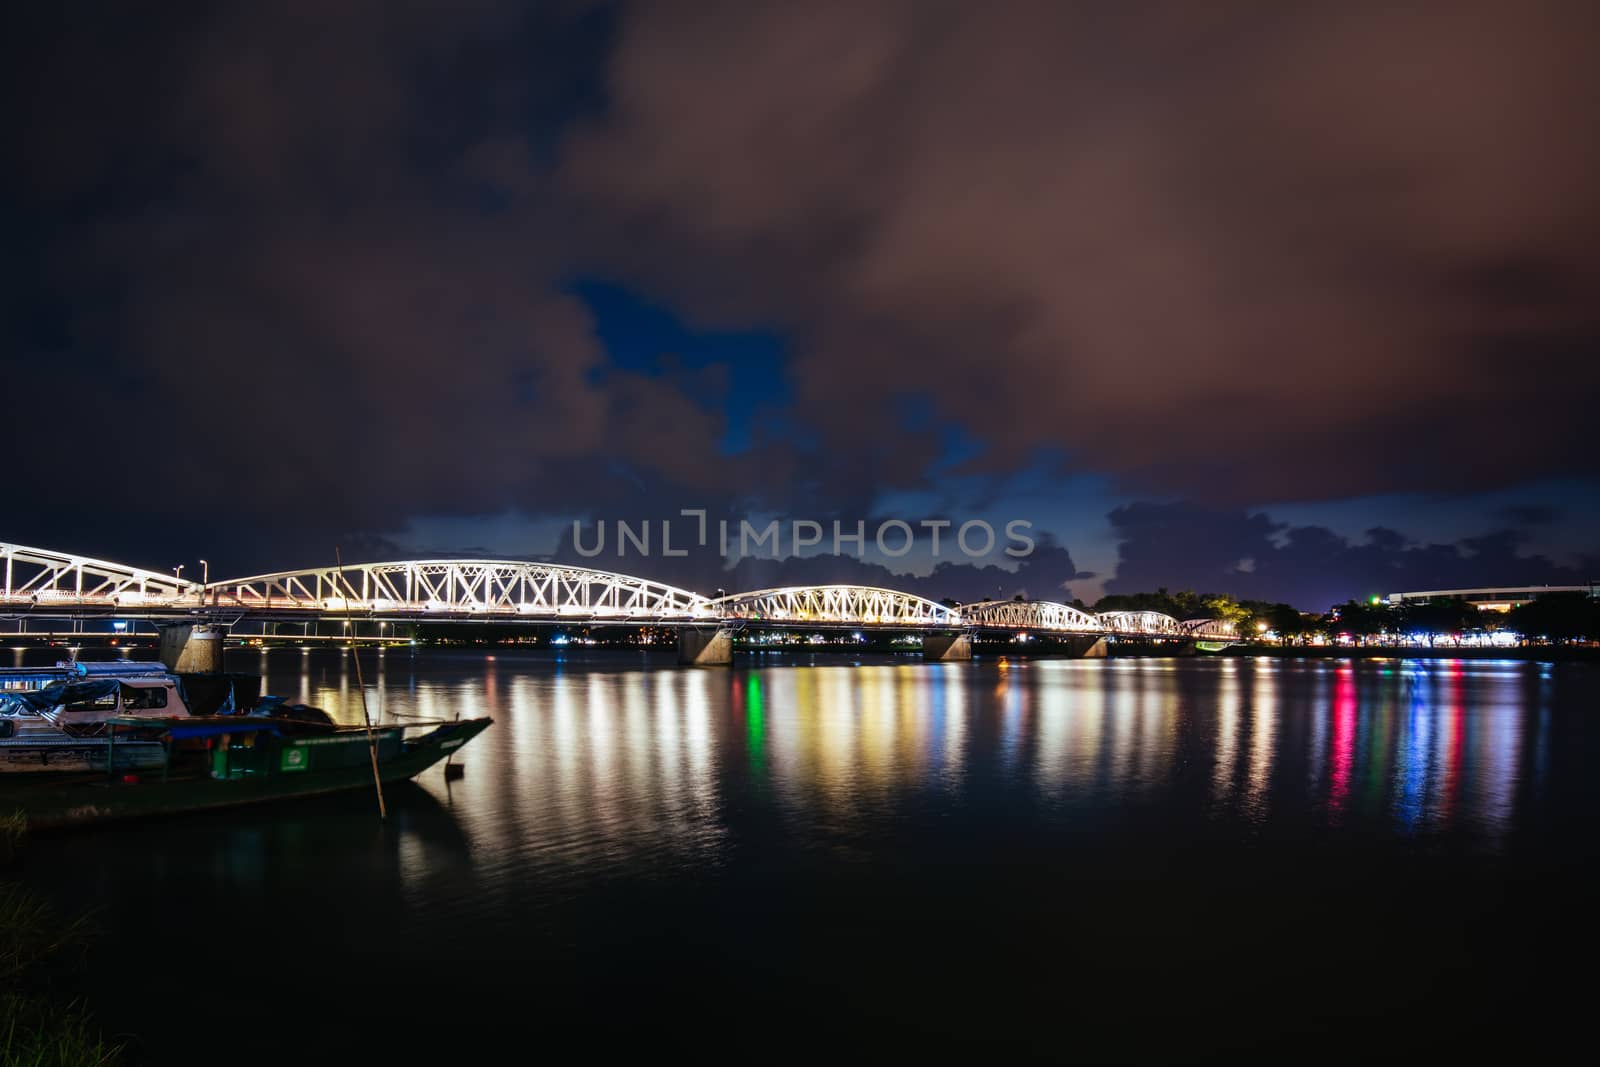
[3, 713, 492, 830]
[2, 659, 492, 828]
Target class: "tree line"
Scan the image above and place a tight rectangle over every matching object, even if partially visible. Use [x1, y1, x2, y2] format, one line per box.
[957, 586, 1600, 644]
[1083, 588, 1598, 644]
[1322, 591, 1599, 644]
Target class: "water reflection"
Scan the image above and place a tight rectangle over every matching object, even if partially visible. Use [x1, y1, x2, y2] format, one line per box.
[18, 647, 1569, 862]
[258, 650, 1565, 856]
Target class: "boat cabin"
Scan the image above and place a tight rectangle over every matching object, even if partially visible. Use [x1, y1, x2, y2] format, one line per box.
[52, 677, 184, 727]
[0, 667, 188, 736]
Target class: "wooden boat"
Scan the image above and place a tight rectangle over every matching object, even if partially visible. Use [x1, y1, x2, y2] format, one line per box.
[2, 713, 492, 830]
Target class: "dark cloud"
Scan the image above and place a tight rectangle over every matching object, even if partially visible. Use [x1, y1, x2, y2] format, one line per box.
[563, 0, 1600, 502]
[6, 1, 1596, 590]
[1496, 504, 1561, 527]
[5, 2, 749, 571]
[1105, 501, 1598, 609]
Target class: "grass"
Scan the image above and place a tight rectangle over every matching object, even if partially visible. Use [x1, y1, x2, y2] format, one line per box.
[0, 811, 23, 868]
[0, 882, 123, 1067]
[1, 995, 123, 1067]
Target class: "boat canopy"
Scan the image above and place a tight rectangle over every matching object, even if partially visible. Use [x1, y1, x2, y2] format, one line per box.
[72, 661, 170, 677]
[251, 695, 335, 727]
[0, 679, 121, 716]
[0, 668, 83, 691]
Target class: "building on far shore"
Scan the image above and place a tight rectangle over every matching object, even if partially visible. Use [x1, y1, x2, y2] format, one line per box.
[1385, 584, 1598, 613]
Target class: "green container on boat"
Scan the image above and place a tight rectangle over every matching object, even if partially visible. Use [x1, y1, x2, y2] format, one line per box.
[211, 733, 271, 779]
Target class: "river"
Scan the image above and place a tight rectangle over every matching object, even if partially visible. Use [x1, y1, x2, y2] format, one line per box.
[16, 649, 1599, 1062]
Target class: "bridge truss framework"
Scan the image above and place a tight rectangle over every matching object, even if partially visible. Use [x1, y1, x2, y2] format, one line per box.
[0, 542, 1237, 641]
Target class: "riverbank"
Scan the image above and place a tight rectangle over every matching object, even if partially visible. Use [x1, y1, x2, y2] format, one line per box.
[1217, 643, 1600, 662]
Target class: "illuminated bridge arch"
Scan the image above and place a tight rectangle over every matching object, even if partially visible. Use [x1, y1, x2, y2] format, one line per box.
[710, 585, 958, 628]
[1098, 610, 1186, 636]
[1, 541, 193, 609]
[960, 599, 1100, 632]
[212, 560, 715, 621]
[1180, 617, 1240, 641]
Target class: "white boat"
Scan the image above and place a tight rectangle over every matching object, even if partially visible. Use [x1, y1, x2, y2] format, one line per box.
[0, 662, 190, 774]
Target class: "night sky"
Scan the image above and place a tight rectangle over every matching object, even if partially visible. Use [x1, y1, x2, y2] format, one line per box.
[6, 1, 1597, 609]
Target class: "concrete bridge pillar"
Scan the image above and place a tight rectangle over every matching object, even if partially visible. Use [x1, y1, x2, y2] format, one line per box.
[158, 623, 226, 673]
[1079, 636, 1108, 658]
[677, 626, 734, 666]
[922, 632, 973, 661]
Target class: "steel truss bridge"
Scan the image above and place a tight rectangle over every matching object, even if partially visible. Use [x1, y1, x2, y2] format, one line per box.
[0, 542, 1238, 642]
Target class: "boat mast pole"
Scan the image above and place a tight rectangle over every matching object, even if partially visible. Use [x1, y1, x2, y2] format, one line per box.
[337, 547, 387, 821]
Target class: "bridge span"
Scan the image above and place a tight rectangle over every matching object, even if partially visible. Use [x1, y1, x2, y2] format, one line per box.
[1, 542, 1238, 665]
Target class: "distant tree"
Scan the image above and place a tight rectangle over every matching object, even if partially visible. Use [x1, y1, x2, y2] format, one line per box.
[1013, 593, 1025, 602]
[1096, 589, 1190, 618]
[1483, 610, 1521, 640]
[939, 597, 960, 610]
[1399, 597, 1479, 645]
[1266, 603, 1309, 643]
[1201, 594, 1250, 626]
[1509, 592, 1600, 642]
[1328, 599, 1392, 644]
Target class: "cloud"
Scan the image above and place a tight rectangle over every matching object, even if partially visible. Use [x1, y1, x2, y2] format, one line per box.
[563, 0, 1600, 502]
[1105, 501, 1598, 609]
[9, 1, 1597, 587]
[1496, 504, 1561, 527]
[8, 2, 747, 569]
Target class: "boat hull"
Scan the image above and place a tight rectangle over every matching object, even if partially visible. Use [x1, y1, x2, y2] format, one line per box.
[1, 737, 170, 775]
[2, 718, 492, 830]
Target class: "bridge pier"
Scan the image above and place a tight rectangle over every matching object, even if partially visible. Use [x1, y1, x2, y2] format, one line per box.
[677, 626, 734, 666]
[922, 632, 972, 662]
[158, 623, 226, 673]
[1078, 636, 1108, 658]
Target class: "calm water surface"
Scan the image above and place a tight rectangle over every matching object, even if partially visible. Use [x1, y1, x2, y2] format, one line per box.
[19, 650, 1599, 1062]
